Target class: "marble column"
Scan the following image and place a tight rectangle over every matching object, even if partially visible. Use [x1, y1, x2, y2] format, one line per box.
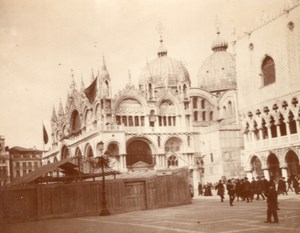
[263, 169, 270, 180]
[281, 167, 288, 179]
[246, 170, 253, 180]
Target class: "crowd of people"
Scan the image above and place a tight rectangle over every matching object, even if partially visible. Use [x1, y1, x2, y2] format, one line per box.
[194, 175, 300, 224]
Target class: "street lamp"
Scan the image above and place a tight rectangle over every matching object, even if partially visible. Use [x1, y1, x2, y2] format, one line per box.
[96, 141, 111, 216]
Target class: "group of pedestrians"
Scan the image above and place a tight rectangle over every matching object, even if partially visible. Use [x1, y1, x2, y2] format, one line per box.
[197, 175, 300, 224]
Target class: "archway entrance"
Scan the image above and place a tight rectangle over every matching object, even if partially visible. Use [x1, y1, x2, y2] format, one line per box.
[126, 139, 152, 166]
[285, 150, 299, 176]
[250, 156, 263, 178]
[267, 153, 281, 179]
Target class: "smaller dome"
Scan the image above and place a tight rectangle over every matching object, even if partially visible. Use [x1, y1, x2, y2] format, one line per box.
[198, 32, 236, 93]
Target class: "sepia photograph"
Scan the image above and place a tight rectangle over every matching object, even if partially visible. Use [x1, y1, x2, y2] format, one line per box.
[0, 0, 299, 232]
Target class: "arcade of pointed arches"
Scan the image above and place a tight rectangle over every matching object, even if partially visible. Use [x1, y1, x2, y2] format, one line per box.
[247, 149, 300, 180]
[241, 97, 300, 142]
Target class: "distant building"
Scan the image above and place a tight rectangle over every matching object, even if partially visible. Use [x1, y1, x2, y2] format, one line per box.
[9, 146, 43, 182]
[236, 3, 300, 180]
[0, 136, 9, 186]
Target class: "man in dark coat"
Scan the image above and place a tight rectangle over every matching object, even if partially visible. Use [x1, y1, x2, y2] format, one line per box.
[277, 177, 287, 195]
[256, 176, 265, 200]
[226, 179, 235, 206]
[264, 185, 279, 223]
[198, 182, 203, 196]
[235, 179, 242, 201]
[242, 177, 251, 202]
[215, 180, 225, 202]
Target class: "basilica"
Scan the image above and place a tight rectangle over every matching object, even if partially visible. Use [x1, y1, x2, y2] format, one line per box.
[43, 2, 300, 187]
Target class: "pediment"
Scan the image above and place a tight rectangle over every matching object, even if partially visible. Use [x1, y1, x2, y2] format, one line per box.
[131, 161, 151, 168]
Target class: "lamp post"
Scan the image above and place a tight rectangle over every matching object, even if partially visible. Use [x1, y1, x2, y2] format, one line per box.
[97, 141, 111, 216]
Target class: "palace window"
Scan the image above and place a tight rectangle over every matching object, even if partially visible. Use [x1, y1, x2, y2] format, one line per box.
[261, 56, 276, 86]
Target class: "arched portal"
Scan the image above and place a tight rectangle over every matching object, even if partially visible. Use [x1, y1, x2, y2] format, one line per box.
[250, 156, 263, 178]
[61, 145, 69, 160]
[70, 110, 81, 133]
[107, 142, 119, 157]
[285, 150, 300, 176]
[267, 153, 281, 179]
[126, 139, 152, 166]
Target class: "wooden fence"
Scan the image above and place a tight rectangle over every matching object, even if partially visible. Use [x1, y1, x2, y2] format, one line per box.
[0, 167, 191, 222]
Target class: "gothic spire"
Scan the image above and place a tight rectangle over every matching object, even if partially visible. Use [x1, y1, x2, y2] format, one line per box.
[69, 69, 76, 90]
[99, 56, 110, 80]
[58, 98, 64, 117]
[51, 105, 57, 122]
[80, 75, 85, 91]
[91, 68, 95, 82]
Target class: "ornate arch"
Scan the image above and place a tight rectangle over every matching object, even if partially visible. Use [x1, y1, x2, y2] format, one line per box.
[126, 137, 154, 166]
[84, 143, 94, 158]
[163, 136, 184, 154]
[114, 94, 148, 114]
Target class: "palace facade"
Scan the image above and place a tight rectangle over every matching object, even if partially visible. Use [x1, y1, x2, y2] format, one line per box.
[236, 2, 300, 180]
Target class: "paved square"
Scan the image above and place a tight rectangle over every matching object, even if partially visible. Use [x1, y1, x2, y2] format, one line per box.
[2, 192, 300, 233]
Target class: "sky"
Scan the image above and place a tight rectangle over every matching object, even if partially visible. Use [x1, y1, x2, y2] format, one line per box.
[0, 0, 288, 150]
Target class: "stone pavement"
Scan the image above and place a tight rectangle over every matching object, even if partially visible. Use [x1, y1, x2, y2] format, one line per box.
[2, 192, 300, 233]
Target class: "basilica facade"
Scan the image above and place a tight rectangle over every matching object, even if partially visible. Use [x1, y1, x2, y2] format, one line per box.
[43, 31, 244, 186]
[43, 3, 300, 186]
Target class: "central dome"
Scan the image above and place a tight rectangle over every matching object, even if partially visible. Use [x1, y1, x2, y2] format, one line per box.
[139, 40, 190, 88]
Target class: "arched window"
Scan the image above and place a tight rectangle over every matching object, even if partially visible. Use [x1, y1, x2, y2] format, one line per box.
[168, 155, 178, 167]
[134, 116, 139, 126]
[201, 99, 205, 109]
[202, 111, 206, 121]
[193, 97, 198, 109]
[262, 56, 276, 86]
[128, 116, 133, 126]
[183, 84, 187, 99]
[194, 111, 198, 121]
[148, 83, 153, 100]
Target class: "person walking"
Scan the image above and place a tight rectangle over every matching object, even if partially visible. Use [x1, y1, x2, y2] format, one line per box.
[242, 177, 251, 203]
[198, 182, 203, 196]
[215, 180, 225, 202]
[250, 177, 257, 201]
[264, 185, 279, 223]
[277, 177, 287, 195]
[293, 176, 299, 194]
[227, 179, 235, 206]
[235, 179, 242, 201]
[287, 175, 294, 192]
[256, 176, 265, 200]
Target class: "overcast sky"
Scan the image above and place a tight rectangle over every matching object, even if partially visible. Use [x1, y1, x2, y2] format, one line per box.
[0, 0, 287, 150]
